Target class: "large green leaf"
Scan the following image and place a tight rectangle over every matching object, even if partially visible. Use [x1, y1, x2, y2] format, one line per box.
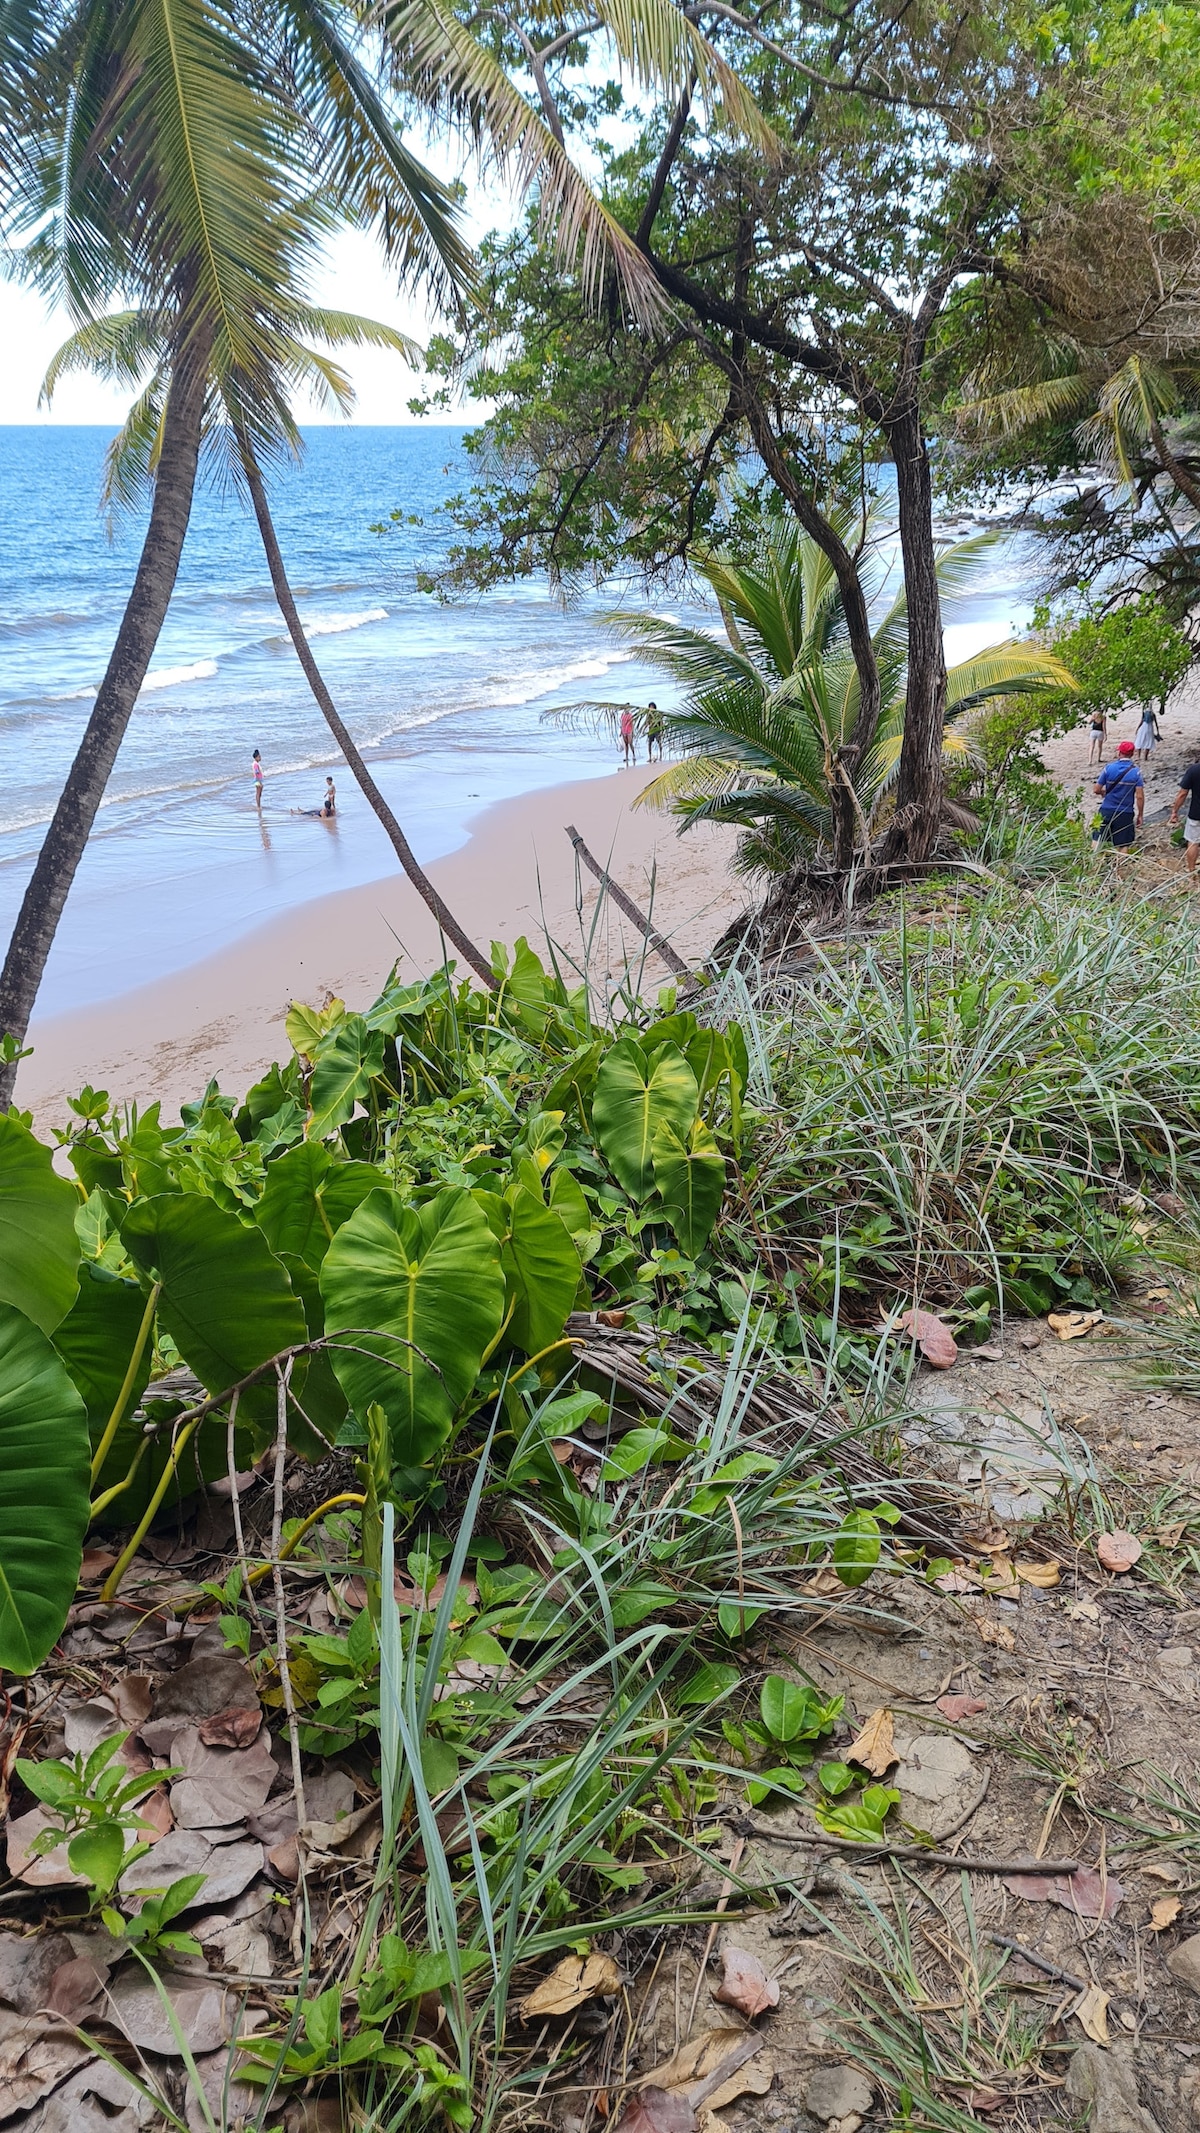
[320, 1187, 504, 1466]
[0, 1302, 90, 1673]
[502, 1188, 583, 1356]
[308, 1015, 386, 1139]
[591, 1039, 699, 1200]
[122, 1196, 306, 1423]
[256, 1144, 382, 1270]
[652, 1119, 726, 1255]
[54, 1264, 152, 1443]
[0, 1114, 80, 1333]
[278, 1251, 348, 1447]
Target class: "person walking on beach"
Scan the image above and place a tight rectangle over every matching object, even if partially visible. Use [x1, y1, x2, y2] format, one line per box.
[619, 707, 637, 767]
[1169, 758, 1200, 881]
[1134, 705, 1160, 762]
[1093, 738, 1144, 853]
[1087, 709, 1107, 764]
[252, 748, 264, 808]
[646, 701, 664, 761]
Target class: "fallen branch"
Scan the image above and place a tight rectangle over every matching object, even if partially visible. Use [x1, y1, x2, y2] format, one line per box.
[565, 823, 691, 977]
[727, 1817, 1080, 1875]
[988, 1933, 1086, 1991]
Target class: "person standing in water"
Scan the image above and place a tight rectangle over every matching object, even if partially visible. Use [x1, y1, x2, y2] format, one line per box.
[252, 748, 264, 808]
[619, 707, 637, 766]
[646, 702, 664, 761]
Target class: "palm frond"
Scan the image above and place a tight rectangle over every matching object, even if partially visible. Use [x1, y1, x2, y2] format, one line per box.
[955, 372, 1095, 440]
[606, 608, 764, 694]
[632, 756, 779, 812]
[944, 639, 1076, 713]
[377, 0, 666, 321]
[594, 0, 778, 157]
[41, 308, 168, 401]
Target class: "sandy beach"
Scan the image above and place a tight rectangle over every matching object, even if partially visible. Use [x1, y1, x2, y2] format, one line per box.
[18, 766, 742, 1126]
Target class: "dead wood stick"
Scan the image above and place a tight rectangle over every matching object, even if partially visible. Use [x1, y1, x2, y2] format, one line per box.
[565, 823, 691, 977]
[727, 1818, 1079, 1875]
[988, 1934, 1087, 1991]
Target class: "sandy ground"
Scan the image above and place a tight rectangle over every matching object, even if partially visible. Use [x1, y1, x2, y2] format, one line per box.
[17, 767, 742, 1127]
[1042, 659, 1200, 820]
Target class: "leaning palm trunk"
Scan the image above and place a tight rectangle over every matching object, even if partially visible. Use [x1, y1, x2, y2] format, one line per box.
[0, 324, 214, 1105]
[237, 437, 497, 992]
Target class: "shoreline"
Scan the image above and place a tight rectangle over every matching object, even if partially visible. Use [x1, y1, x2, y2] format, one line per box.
[18, 766, 742, 1126]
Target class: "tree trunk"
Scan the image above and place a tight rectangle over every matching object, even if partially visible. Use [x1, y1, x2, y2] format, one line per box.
[878, 402, 946, 867]
[0, 325, 213, 1106]
[236, 437, 498, 992]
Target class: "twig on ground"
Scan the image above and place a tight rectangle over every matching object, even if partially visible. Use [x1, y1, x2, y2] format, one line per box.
[727, 1816, 1079, 1874]
[989, 1934, 1087, 1991]
[270, 1361, 306, 1829]
[684, 1835, 745, 2037]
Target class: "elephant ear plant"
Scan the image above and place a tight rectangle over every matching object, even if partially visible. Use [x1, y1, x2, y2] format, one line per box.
[0, 945, 744, 1675]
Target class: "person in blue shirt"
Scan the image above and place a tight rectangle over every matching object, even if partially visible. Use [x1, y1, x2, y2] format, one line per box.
[1093, 739, 1144, 849]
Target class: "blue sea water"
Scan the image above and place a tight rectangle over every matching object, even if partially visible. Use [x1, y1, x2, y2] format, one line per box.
[0, 426, 1037, 1015]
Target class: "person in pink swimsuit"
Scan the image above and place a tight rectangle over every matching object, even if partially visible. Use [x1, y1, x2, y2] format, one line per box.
[619, 708, 636, 766]
[252, 749, 263, 808]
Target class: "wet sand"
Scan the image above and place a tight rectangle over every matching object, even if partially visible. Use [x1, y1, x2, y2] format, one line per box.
[18, 766, 741, 1126]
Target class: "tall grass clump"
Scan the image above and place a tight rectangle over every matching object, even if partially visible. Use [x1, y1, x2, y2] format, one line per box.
[728, 879, 1200, 1320]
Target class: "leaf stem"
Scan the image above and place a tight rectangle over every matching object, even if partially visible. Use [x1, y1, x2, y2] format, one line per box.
[90, 1281, 161, 1484]
[100, 1414, 201, 1603]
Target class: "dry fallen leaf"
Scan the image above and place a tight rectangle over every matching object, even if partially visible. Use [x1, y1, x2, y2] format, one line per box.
[712, 1945, 779, 2020]
[1096, 1530, 1143, 1574]
[936, 1694, 988, 1723]
[976, 1614, 1016, 1652]
[1015, 1559, 1061, 1588]
[614, 2087, 697, 2133]
[1047, 1308, 1104, 1342]
[934, 1567, 981, 1594]
[846, 1707, 896, 1777]
[979, 1555, 1021, 1599]
[1156, 1522, 1189, 1549]
[1070, 1600, 1102, 1623]
[1073, 1983, 1111, 2045]
[197, 1706, 262, 1750]
[643, 2033, 768, 2112]
[805, 1568, 844, 1597]
[1149, 1894, 1182, 1931]
[897, 1307, 958, 1370]
[1003, 1865, 1124, 1922]
[518, 1952, 622, 2021]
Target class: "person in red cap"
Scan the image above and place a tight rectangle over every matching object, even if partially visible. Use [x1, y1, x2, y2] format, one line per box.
[1093, 738, 1144, 850]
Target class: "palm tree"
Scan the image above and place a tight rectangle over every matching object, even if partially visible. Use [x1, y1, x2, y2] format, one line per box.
[0, 0, 767, 1091]
[608, 514, 1075, 876]
[43, 300, 505, 990]
[957, 351, 1200, 518]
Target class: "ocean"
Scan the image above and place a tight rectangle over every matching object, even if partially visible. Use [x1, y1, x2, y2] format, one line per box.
[0, 426, 1037, 1017]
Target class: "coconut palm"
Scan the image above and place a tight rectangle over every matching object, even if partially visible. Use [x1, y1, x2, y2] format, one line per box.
[616, 514, 1075, 875]
[957, 351, 1200, 517]
[0, 0, 760, 1091]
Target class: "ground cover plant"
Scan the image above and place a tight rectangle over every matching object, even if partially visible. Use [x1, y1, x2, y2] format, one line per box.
[4, 851, 1200, 2129]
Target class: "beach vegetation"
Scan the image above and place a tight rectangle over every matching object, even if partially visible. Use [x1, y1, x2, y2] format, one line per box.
[570, 511, 1075, 879]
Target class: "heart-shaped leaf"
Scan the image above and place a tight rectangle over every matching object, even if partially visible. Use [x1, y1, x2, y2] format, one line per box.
[0, 1114, 80, 1334]
[592, 1039, 699, 1200]
[0, 1302, 91, 1674]
[123, 1195, 306, 1424]
[320, 1187, 504, 1466]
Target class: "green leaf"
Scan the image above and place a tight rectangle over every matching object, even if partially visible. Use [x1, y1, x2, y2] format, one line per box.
[502, 1186, 582, 1355]
[591, 1038, 699, 1199]
[677, 1661, 741, 1706]
[818, 1760, 856, 1795]
[0, 1304, 90, 1674]
[600, 1426, 686, 1480]
[833, 1510, 881, 1589]
[814, 1784, 900, 1842]
[717, 1600, 767, 1640]
[54, 1264, 152, 1442]
[759, 1675, 813, 1744]
[0, 1114, 80, 1334]
[420, 1736, 460, 1795]
[547, 1166, 592, 1239]
[745, 1765, 808, 1805]
[122, 1196, 306, 1424]
[651, 1117, 726, 1254]
[308, 1016, 386, 1139]
[320, 1187, 504, 1466]
[67, 1824, 125, 1895]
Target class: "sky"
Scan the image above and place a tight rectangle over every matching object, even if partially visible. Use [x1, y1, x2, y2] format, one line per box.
[0, 188, 512, 426]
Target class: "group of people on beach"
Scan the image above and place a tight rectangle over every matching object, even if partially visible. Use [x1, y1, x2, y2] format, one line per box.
[1089, 718, 1200, 879]
[619, 702, 664, 765]
[252, 749, 336, 819]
